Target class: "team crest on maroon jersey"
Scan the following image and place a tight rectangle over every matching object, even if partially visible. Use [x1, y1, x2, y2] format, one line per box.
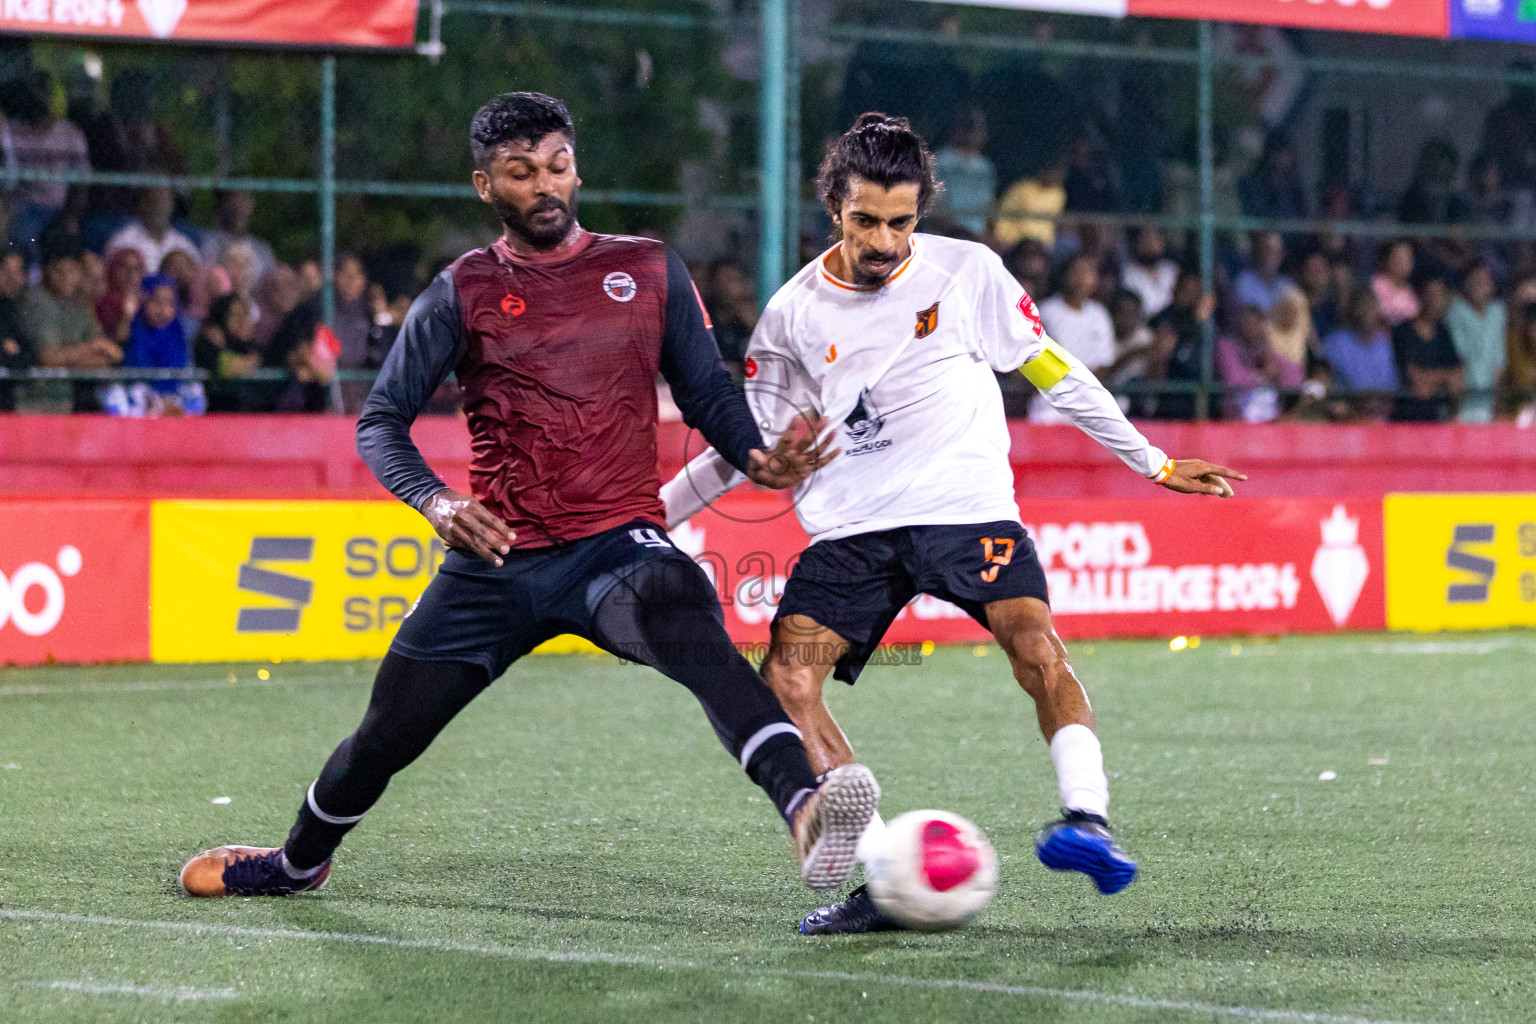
[603, 271, 637, 302]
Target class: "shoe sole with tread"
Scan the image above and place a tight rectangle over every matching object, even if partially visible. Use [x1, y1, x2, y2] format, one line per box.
[800, 765, 880, 891]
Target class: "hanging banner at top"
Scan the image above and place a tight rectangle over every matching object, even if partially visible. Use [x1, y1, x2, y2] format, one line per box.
[1127, 0, 1448, 36]
[0, 0, 419, 49]
[924, 0, 1128, 13]
[1450, 0, 1536, 42]
[909, 0, 1451, 37]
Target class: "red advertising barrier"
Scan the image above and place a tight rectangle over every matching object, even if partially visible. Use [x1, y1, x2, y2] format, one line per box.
[0, 500, 151, 666]
[0, 491, 1390, 664]
[681, 493, 1385, 643]
[3, 417, 1534, 502]
[0, 0, 417, 49]
[1127, 0, 1449, 37]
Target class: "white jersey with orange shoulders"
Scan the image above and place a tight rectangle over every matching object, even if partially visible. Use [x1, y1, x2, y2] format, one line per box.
[664, 233, 1167, 542]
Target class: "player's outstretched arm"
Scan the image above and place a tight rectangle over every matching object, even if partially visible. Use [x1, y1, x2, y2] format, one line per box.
[1019, 336, 1245, 497]
[745, 415, 838, 489]
[657, 249, 768, 475]
[1152, 458, 1247, 498]
[661, 447, 743, 529]
[661, 416, 837, 528]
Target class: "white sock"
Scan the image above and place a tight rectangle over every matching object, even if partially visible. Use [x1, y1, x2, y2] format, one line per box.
[1050, 723, 1109, 819]
[279, 851, 325, 880]
[855, 811, 887, 865]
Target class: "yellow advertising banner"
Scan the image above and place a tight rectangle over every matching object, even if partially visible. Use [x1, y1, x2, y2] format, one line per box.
[1384, 494, 1536, 631]
[151, 500, 595, 663]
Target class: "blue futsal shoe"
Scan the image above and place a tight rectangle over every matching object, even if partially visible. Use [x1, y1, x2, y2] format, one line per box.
[1036, 810, 1138, 894]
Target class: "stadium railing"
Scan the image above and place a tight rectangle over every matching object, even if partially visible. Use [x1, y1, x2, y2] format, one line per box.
[10, 2, 1536, 420]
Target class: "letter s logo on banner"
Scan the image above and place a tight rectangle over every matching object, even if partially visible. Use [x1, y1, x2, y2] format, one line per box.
[1386, 494, 1536, 630]
[151, 501, 447, 663]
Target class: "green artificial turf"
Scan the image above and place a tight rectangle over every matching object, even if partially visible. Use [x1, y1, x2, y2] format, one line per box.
[2, 633, 1534, 1023]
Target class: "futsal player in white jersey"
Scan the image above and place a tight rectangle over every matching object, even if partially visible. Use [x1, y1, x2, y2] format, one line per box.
[662, 114, 1245, 934]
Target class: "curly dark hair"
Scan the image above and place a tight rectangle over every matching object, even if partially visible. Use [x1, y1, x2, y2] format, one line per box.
[470, 92, 575, 168]
[815, 112, 939, 219]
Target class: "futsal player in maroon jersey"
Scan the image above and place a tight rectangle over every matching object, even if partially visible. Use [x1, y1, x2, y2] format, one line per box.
[180, 92, 878, 899]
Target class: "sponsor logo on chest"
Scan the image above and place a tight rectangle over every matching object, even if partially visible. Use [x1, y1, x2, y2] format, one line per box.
[843, 388, 891, 457]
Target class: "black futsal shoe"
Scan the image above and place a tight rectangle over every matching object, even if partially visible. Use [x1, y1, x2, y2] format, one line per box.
[798, 883, 903, 935]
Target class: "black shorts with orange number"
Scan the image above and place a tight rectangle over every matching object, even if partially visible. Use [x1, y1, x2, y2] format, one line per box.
[391, 518, 698, 680]
[772, 520, 1049, 685]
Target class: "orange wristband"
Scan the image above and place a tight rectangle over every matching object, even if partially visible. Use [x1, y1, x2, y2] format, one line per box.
[1152, 458, 1175, 484]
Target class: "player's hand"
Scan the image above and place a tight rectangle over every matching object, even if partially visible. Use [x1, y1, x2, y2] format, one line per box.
[423, 487, 518, 566]
[745, 415, 840, 490]
[1159, 458, 1247, 498]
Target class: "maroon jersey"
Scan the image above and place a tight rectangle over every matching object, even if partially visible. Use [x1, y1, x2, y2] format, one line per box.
[357, 231, 759, 547]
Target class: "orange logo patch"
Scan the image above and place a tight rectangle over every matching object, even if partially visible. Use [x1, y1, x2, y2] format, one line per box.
[915, 301, 940, 339]
[825, 344, 838, 364]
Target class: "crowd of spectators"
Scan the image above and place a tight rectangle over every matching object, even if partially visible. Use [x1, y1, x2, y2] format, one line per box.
[0, 67, 423, 417]
[0, 197, 410, 416]
[6, 57, 1536, 424]
[967, 220, 1536, 424]
[697, 216, 1536, 425]
[897, 79, 1536, 423]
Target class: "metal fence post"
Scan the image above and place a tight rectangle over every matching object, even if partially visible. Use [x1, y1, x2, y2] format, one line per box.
[758, 0, 788, 309]
[784, 0, 802, 284]
[1196, 20, 1215, 422]
[320, 55, 337, 325]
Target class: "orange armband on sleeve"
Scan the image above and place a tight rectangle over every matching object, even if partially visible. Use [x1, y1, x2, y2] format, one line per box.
[1152, 458, 1175, 484]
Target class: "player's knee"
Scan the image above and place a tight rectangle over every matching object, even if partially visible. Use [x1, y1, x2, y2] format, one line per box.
[1002, 629, 1063, 696]
[762, 660, 822, 717]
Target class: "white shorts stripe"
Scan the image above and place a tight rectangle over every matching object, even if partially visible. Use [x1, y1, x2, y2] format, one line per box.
[307, 781, 365, 825]
[738, 722, 802, 769]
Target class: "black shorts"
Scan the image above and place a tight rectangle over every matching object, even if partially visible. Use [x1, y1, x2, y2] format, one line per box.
[392, 518, 698, 679]
[773, 520, 1049, 684]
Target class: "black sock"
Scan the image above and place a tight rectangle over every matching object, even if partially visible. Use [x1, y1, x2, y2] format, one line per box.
[285, 785, 361, 871]
[283, 653, 490, 870]
[744, 732, 820, 825]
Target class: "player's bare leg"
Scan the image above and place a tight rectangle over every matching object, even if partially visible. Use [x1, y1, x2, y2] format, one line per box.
[762, 614, 854, 776]
[984, 596, 1094, 741]
[764, 614, 901, 934]
[986, 595, 1136, 894]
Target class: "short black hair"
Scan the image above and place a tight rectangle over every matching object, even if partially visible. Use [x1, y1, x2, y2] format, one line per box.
[816, 112, 938, 219]
[471, 92, 575, 168]
[38, 218, 84, 266]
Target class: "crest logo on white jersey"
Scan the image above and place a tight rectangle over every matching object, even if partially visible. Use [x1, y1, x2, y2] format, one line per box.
[915, 301, 940, 339]
[1018, 293, 1045, 340]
